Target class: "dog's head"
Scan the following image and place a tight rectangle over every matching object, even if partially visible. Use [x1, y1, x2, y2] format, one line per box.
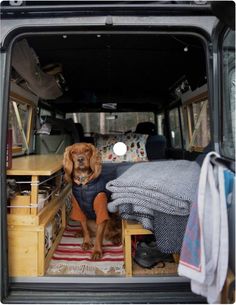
[63, 143, 101, 184]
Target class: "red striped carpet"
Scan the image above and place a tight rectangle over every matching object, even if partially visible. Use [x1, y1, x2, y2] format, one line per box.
[46, 221, 125, 276]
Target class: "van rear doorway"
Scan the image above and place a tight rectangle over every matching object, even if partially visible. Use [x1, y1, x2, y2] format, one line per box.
[6, 32, 209, 280]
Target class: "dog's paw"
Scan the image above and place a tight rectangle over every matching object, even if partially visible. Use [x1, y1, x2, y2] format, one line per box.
[91, 250, 102, 260]
[82, 241, 93, 250]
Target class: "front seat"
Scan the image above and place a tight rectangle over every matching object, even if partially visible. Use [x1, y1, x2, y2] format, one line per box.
[135, 121, 166, 160]
[135, 122, 157, 135]
[74, 122, 94, 144]
[74, 122, 85, 142]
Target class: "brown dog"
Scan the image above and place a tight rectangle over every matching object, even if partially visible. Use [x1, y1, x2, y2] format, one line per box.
[63, 143, 121, 260]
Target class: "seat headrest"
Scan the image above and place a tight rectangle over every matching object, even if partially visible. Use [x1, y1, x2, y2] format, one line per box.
[75, 123, 84, 134]
[74, 122, 85, 141]
[135, 122, 157, 135]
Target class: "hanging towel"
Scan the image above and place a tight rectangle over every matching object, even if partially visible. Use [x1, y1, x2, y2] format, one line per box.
[178, 151, 235, 304]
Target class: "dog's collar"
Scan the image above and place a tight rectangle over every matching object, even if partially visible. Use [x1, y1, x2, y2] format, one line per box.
[73, 171, 93, 185]
[74, 175, 89, 183]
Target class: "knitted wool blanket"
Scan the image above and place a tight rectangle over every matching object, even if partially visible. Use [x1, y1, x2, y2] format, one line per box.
[107, 160, 200, 253]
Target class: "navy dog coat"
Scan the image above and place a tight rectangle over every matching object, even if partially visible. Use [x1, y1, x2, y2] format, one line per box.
[72, 175, 108, 219]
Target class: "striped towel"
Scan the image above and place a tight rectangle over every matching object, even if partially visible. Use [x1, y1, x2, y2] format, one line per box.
[47, 222, 124, 276]
[178, 152, 235, 303]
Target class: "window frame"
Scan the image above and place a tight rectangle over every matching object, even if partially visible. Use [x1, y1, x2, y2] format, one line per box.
[182, 91, 210, 152]
[156, 112, 165, 136]
[9, 92, 35, 155]
[168, 105, 184, 149]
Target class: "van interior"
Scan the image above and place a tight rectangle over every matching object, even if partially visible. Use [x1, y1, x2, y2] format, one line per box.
[7, 32, 210, 285]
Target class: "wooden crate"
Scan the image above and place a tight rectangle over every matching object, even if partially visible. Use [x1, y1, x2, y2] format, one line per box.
[6, 155, 71, 276]
[8, 203, 66, 277]
[7, 154, 64, 215]
[7, 186, 69, 277]
[7, 185, 70, 226]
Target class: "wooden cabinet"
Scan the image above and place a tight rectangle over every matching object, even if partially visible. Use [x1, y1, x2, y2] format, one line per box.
[7, 155, 71, 276]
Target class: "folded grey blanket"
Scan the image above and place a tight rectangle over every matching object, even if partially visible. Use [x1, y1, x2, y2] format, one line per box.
[106, 160, 200, 253]
[107, 160, 200, 216]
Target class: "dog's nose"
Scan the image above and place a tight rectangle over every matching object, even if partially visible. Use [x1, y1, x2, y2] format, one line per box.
[78, 156, 84, 163]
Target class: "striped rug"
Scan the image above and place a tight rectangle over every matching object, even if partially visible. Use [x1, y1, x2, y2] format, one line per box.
[46, 221, 125, 276]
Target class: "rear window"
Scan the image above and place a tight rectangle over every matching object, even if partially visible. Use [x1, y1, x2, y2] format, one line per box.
[66, 112, 155, 135]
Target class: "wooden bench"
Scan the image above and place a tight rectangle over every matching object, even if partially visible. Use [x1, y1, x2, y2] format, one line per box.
[122, 220, 152, 276]
[122, 219, 180, 277]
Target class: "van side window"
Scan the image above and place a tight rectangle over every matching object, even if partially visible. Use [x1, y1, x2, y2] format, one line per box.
[157, 113, 164, 135]
[8, 97, 34, 154]
[40, 108, 52, 118]
[221, 29, 235, 159]
[169, 107, 183, 149]
[183, 95, 210, 152]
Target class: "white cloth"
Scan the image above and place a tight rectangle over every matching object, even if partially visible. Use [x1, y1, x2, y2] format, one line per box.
[178, 152, 229, 304]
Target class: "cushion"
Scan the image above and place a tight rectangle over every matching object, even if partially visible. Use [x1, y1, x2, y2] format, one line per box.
[95, 133, 121, 147]
[98, 133, 148, 163]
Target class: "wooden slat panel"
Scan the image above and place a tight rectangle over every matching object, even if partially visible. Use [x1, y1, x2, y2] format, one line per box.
[8, 230, 38, 276]
[39, 185, 70, 225]
[44, 226, 65, 271]
[30, 175, 38, 216]
[7, 214, 37, 226]
[38, 226, 45, 276]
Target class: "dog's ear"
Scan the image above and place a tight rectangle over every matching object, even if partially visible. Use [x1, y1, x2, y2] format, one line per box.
[89, 144, 102, 180]
[63, 145, 74, 183]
